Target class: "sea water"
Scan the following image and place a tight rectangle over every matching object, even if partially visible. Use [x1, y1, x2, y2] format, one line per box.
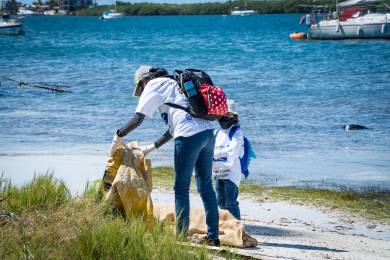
[1, 15, 389, 191]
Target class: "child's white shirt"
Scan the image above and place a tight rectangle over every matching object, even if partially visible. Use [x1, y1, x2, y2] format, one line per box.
[212, 126, 244, 187]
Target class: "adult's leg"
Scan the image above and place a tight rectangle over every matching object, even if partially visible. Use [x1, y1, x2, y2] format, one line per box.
[174, 135, 202, 236]
[195, 130, 219, 240]
[222, 179, 241, 220]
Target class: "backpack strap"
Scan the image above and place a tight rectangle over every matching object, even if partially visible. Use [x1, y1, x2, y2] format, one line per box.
[164, 103, 191, 113]
[228, 124, 240, 140]
[165, 102, 200, 118]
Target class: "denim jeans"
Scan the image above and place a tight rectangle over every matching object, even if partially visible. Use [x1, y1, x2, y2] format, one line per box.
[174, 129, 219, 240]
[215, 178, 241, 220]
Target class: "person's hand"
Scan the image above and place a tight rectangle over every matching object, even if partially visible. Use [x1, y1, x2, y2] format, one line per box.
[141, 143, 156, 157]
[109, 134, 124, 157]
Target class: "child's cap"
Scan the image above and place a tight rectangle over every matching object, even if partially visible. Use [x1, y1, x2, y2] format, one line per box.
[227, 99, 238, 114]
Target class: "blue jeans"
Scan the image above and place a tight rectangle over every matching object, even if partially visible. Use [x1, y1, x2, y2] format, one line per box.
[174, 129, 219, 240]
[215, 178, 241, 220]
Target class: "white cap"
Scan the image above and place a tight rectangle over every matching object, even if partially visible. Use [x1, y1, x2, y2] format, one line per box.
[134, 65, 152, 85]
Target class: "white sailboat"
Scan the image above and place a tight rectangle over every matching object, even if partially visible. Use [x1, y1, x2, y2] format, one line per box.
[306, 0, 390, 39]
[231, 0, 256, 16]
[0, 14, 23, 35]
[101, 1, 123, 19]
[102, 9, 123, 19]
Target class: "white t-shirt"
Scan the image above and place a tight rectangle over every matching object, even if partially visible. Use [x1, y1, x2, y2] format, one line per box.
[135, 77, 213, 139]
[212, 126, 244, 187]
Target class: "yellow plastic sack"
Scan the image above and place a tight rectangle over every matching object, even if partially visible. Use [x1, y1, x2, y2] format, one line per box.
[102, 141, 154, 226]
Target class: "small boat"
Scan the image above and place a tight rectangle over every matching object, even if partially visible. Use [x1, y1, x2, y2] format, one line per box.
[0, 15, 23, 35]
[231, 0, 256, 16]
[308, 12, 390, 39]
[301, 0, 390, 39]
[101, 9, 124, 19]
[231, 9, 257, 16]
[290, 32, 308, 39]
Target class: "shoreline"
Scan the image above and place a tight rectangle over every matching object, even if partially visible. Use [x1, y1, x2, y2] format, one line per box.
[1, 149, 389, 223]
[1, 172, 389, 259]
[1, 144, 389, 193]
[153, 167, 390, 225]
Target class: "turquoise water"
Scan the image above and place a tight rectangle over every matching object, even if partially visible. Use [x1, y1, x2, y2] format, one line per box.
[1, 15, 389, 190]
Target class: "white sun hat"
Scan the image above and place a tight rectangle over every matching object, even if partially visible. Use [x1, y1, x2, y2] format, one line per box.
[133, 65, 152, 97]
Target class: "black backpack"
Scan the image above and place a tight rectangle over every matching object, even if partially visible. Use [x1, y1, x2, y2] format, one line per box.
[166, 69, 228, 121]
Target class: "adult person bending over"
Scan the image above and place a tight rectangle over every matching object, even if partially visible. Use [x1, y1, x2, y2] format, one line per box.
[109, 66, 220, 246]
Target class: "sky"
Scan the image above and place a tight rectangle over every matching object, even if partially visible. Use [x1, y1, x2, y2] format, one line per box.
[22, 0, 227, 5]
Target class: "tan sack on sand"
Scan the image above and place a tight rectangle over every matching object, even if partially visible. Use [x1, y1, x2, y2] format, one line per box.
[102, 141, 154, 226]
[154, 203, 257, 248]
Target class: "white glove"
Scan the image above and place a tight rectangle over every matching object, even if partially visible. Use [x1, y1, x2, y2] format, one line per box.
[109, 134, 124, 157]
[141, 143, 156, 156]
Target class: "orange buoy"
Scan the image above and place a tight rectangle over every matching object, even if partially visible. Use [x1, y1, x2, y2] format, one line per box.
[289, 32, 307, 40]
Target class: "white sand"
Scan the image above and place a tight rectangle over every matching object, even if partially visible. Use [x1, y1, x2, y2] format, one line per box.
[152, 189, 390, 260]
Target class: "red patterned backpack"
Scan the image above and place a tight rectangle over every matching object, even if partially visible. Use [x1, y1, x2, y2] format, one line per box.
[166, 69, 228, 121]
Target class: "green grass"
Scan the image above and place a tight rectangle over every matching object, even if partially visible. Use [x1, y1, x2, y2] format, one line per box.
[240, 181, 390, 223]
[0, 174, 212, 260]
[0, 173, 70, 215]
[152, 167, 390, 224]
[152, 167, 197, 191]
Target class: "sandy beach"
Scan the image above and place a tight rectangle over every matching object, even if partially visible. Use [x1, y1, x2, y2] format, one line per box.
[152, 189, 390, 259]
[1, 150, 389, 259]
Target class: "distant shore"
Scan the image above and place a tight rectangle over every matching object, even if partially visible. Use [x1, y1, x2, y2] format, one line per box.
[76, 0, 335, 16]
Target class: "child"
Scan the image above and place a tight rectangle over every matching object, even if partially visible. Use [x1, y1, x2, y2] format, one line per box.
[212, 101, 244, 220]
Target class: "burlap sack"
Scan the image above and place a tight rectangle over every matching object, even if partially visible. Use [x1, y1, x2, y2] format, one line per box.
[102, 141, 154, 227]
[154, 203, 257, 248]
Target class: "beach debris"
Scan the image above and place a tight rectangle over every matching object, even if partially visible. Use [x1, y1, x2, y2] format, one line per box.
[0, 209, 33, 259]
[0, 75, 72, 93]
[0, 210, 21, 227]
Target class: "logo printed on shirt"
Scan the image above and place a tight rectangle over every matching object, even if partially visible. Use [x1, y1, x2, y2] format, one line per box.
[158, 80, 175, 89]
[213, 157, 228, 162]
[186, 114, 193, 121]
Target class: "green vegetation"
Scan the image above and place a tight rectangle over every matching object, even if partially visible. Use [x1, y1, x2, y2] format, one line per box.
[77, 0, 390, 16]
[2, 168, 388, 258]
[0, 174, 210, 259]
[153, 167, 390, 224]
[240, 181, 390, 224]
[0, 174, 70, 215]
[77, 0, 338, 16]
